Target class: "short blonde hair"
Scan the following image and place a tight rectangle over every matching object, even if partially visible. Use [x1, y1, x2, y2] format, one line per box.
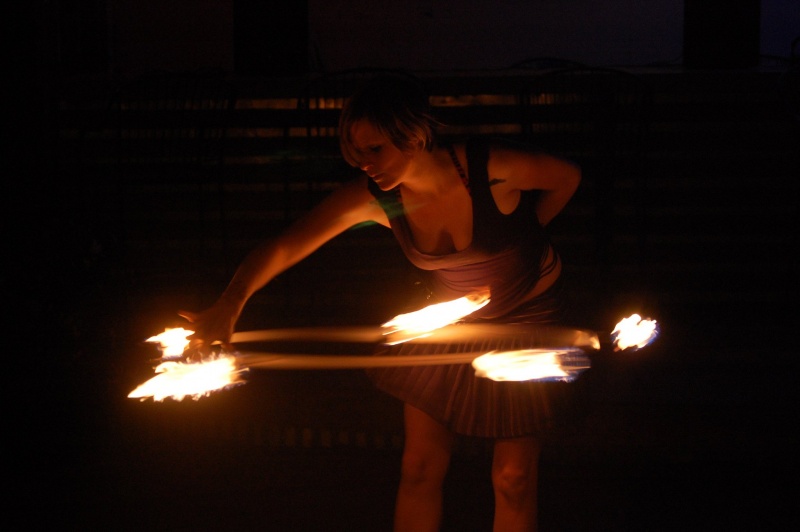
[339, 75, 440, 167]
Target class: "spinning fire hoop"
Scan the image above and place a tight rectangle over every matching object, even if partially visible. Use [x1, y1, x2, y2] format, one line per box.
[128, 293, 659, 401]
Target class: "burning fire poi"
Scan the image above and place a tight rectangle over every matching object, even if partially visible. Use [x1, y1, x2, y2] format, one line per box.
[145, 327, 194, 358]
[127, 355, 246, 401]
[610, 313, 659, 351]
[472, 348, 590, 382]
[127, 328, 246, 401]
[381, 290, 490, 344]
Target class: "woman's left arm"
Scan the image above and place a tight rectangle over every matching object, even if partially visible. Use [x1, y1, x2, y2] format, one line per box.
[488, 145, 581, 226]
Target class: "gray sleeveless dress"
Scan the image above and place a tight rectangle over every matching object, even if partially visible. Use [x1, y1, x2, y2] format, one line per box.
[367, 138, 572, 438]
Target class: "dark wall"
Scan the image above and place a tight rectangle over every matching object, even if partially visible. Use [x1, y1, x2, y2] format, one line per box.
[52, 1, 799, 78]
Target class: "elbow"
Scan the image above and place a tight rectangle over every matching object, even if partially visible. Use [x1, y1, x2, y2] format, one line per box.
[570, 161, 582, 190]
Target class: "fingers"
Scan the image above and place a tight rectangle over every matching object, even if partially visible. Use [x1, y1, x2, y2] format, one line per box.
[185, 341, 232, 363]
[176, 308, 235, 360]
[187, 336, 205, 350]
[178, 310, 197, 323]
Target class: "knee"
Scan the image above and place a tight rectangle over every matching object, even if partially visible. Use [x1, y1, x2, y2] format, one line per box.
[492, 463, 537, 501]
[399, 450, 449, 487]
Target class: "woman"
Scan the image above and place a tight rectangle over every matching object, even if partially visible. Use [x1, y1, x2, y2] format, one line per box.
[180, 75, 580, 531]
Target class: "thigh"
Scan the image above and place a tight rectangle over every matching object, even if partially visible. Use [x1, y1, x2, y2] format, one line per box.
[403, 404, 455, 461]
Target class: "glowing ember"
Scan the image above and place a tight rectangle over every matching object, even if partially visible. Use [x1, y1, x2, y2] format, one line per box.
[146, 327, 193, 358]
[611, 314, 659, 351]
[382, 291, 490, 344]
[472, 348, 590, 382]
[128, 353, 246, 401]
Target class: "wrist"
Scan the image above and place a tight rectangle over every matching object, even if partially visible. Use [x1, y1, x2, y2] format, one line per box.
[217, 291, 246, 315]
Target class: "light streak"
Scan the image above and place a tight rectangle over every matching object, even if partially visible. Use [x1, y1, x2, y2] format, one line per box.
[381, 290, 490, 344]
[127, 354, 246, 402]
[471, 348, 590, 382]
[128, 312, 658, 401]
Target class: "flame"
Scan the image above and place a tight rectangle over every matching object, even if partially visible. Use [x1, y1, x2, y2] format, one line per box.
[128, 353, 247, 401]
[146, 327, 193, 358]
[472, 348, 589, 382]
[382, 291, 490, 344]
[129, 308, 657, 400]
[131, 328, 246, 401]
[611, 314, 659, 351]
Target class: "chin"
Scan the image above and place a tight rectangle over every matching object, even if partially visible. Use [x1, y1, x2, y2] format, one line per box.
[373, 176, 398, 191]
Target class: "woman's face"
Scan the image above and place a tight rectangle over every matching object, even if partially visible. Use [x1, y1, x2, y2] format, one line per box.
[348, 119, 416, 190]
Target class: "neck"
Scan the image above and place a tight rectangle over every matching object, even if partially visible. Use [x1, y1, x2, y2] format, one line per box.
[401, 146, 458, 196]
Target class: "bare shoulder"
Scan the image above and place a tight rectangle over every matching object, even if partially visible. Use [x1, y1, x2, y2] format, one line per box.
[335, 174, 374, 197]
[486, 138, 543, 170]
[486, 139, 579, 192]
[328, 174, 390, 227]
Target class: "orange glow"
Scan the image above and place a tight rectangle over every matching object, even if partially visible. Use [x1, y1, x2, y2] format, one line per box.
[472, 348, 589, 382]
[129, 309, 658, 401]
[131, 327, 246, 401]
[611, 314, 659, 351]
[127, 354, 246, 402]
[145, 327, 193, 358]
[381, 291, 490, 344]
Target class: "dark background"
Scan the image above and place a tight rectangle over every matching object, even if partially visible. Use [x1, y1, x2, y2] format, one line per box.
[8, 2, 799, 530]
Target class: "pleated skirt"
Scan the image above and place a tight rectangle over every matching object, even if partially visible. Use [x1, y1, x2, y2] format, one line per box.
[366, 279, 574, 439]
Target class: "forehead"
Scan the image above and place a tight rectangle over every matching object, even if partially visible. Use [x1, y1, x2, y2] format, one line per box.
[348, 119, 386, 149]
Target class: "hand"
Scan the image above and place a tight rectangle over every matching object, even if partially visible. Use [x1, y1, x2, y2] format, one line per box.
[178, 300, 239, 359]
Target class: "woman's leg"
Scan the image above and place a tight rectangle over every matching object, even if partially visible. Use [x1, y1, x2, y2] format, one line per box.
[394, 403, 454, 532]
[491, 436, 541, 532]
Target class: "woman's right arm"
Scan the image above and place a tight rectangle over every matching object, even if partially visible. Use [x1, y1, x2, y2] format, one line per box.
[179, 175, 387, 351]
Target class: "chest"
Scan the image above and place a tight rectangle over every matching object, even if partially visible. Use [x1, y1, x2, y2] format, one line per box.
[402, 187, 474, 255]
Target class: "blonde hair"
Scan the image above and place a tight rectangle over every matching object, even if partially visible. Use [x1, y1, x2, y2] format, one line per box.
[339, 75, 440, 167]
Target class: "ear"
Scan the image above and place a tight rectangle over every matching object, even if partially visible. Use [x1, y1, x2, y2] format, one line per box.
[410, 138, 426, 154]
[401, 140, 424, 158]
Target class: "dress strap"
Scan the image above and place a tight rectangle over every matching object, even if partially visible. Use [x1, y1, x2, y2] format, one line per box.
[446, 144, 470, 191]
